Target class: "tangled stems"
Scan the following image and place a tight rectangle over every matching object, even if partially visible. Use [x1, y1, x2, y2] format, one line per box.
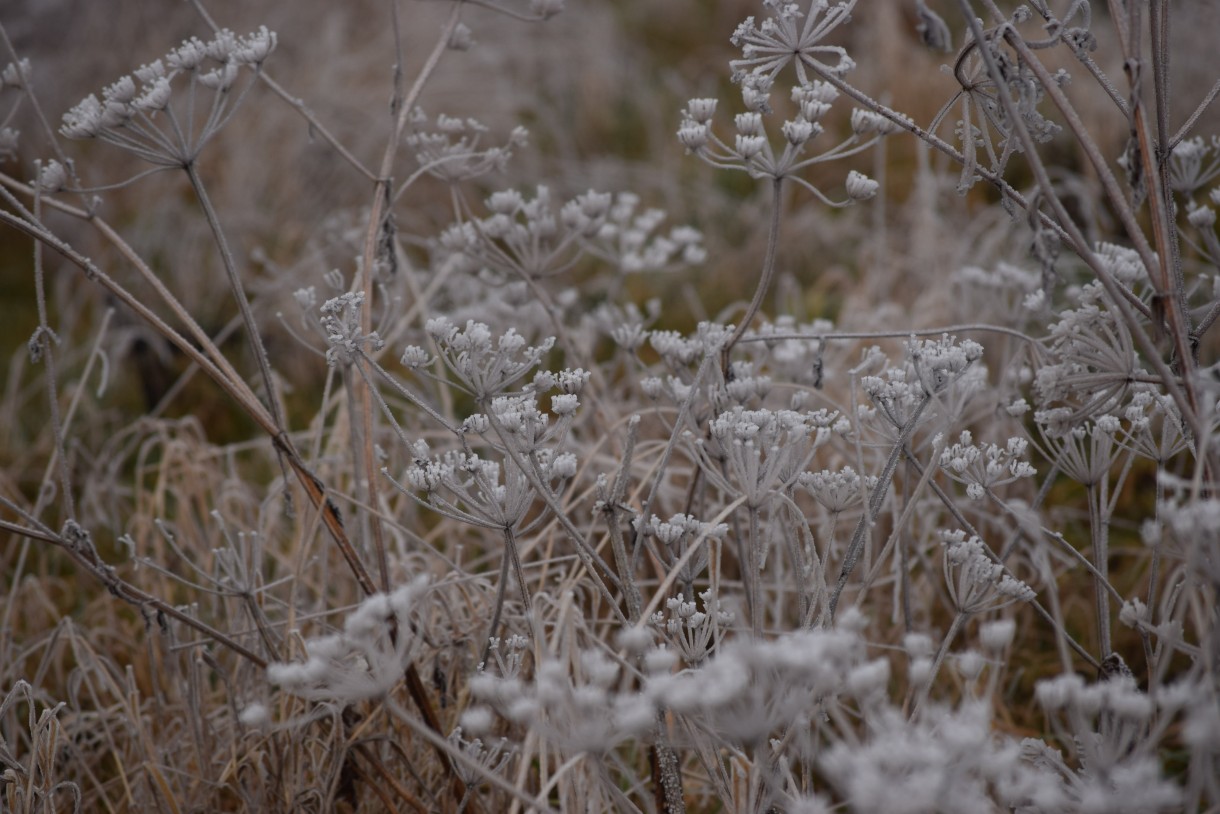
[827, 394, 931, 621]
[955, 3, 1204, 449]
[354, 0, 468, 593]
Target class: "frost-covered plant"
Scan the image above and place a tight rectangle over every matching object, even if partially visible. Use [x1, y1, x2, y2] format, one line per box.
[60, 27, 277, 166]
[266, 577, 430, 703]
[938, 430, 1036, 500]
[3, 0, 1220, 811]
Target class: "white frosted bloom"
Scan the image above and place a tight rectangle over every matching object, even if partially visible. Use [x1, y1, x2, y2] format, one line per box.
[782, 117, 817, 146]
[199, 61, 240, 92]
[61, 95, 104, 139]
[133, 76, 172, 111]
[685, 97, 718, 123]
[36, 160, 67, 192]
[267, 577, 430, 703]
[238, 703, 269, 726]
[845, 169, 879, 200]
[979, 619, 1016, 652]
[233, 26, 277, 65]
[166, 37, 208, 71]
[735, 134, 767, 159]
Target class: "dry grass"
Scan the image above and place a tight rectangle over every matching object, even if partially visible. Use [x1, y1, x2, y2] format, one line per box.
[2, 1, 1219, 812]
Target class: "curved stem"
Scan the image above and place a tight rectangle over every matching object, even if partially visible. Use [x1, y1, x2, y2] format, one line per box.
[720, 177, 784, 377]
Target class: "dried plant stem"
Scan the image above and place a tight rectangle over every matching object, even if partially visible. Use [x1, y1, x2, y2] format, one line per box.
[348, 1, 467, 595]
[184, 161, 285, 431]
[912, 610, 968, 718]
[603, 416, 644, 622]
[0, 516, 269, 668]
[482, 409, 628, 623]
[28, 184, 76, 520]
[720, 177, 784, 378]
[0, 202, 381, 616]
[1087, 482, 1112, 655]
[478, 526, 520, 668]
[747, 506, 765, 637]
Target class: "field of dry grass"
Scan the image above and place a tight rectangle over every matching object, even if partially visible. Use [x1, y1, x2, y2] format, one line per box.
[2, 1, 1219, 812]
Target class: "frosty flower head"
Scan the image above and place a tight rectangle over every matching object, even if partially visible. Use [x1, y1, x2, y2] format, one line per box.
[1163, 498, 1220, 575]
[797, 466, 877, 513]
[446, 186, 703, 280]
[1036, 284, 1141, 422]
[1094, 242, 1146, 287]
[860, 367, 923, 429]
[685, 97, 718, 124]
[941, 530, 1034, 614]
[1032, 670, 1182, 809]
[423, 317, 555, 399]
[403, 444, 553, 528]
[729, 0, 858, 88]
[399, 344, 433, 369]
[906, 334, 984, 395]
[645, 514, 729, 548]
[678, 119, 711, 153]
[1167, 135, 1220, 195]
[580, 191, 706, 272]
[557, 189, 610, 232]
[0, 127, 18, 163]
[954, 261, 1043, 318]
[678, 97, 883, 197]
[844, 169, 878, 200]
[489, 394, 552, 447]
[320, 292, 383, 366]
[59, 27, 276, 165]
[937, 431, 1036, 499]
[677, 33, 888, 198]
[447, 727, 514, 787]
[641, 515, 728, 592]
[232, 26, 277, 65]
[0, 59, 31, 90]
[550, 393, 579, 416]
[199, 61, 240, 92]
[645, 623, 871, 745]
[36, 160, 67, 193]
[649, 322, 733, 368]
[166, 37, 209, 71]
[469, 649, 655, 756]
[650, 590, 735, 666]
[406, 112, 527, 182]
[794, 79, 838, 106]
[782, 117, 818, 146]
[819, 700, 1050, 812]
[792, 85, 834, 125]
[1033, 411, 1120, 486]
[1187, 202, 1216, 228]
[133, 76, 172, 111]
[850, 107, 907, 136]
[267, 577, 429, 703]
[703, 406, 838, 505]
[720, 360, 773, 404]
[979, 618, 1016, 652]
